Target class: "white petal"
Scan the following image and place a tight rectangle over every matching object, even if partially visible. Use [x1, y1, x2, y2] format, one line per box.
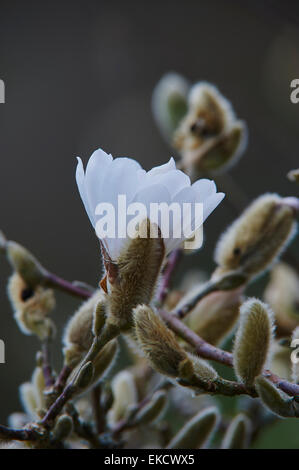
[146, 157, 176, 177]
[202, 192, 225, 221]
[192, 179, 217, 201]
[75, 157, 95, 226]
[140, 169, 191, 199]
[85, 148, 113, 212]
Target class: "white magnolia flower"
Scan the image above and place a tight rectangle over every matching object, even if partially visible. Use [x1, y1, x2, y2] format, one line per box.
[76, 148, 224, 260]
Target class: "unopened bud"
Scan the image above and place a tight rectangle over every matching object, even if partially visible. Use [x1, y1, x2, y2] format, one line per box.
[52, 414, 73, 441]
[74, 361, 94, 390]
[134, 391, 167, 425]
[291, 327, 299, 384]
[221, 413, 251, 449]
[233, 299, 274, 386]
[106, 219, 165, 331]
[167, 406, 219, 449]
[270, 340, 292, 381]
[107, 371, 138, 426]
[63, 290, 106, 367]
[152, 72, 189, 141]
[174, 82, 247, 177]
[264, 263, 299, 336]
[6, 241, 46, 287]
[215, 194, 296, 279]
[255, 376, 297, 418]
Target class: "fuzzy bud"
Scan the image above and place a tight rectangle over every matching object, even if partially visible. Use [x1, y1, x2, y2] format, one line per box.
[187, 289, 243, 346]
[134, 390, 167, 425]
[152, 72, 189, 141]
[19, 367, 45, 419]
[174, 82, 247, 177]
[52, 415, 73, 441]
[167, 406, 219, 449]
[106, 219, 165, 332]
[63, 290, 106, 367]
[107, 371, 138, 426]
[74, 361, 94, 390]
[221, 413, 251, 449]
[270, 340, 292, 381]
[8, 272, 55, 340]
[291, 327, 299, 384]
[255, 376, 297, 418]
[233, 299, 274, 386]
[6, 241, 46, 288]
[215, 194, 297, 280]
[264, 263, 299, 336]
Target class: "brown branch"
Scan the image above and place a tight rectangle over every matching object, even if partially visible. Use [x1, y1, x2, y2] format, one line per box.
[91, 385, 105, 434]
[44, 271, 92, 299]
[159, 309, 299, 399]
[41, 340, 55, 388]
[0, 424, 39, 442]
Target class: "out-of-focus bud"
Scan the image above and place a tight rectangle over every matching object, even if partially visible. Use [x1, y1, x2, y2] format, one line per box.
[287, 168, 299, 183]
[255, 376, 298, 418]
[63, 290, 106, 367]
[270, 340, 292, 381]
[133, 305, 217, 386]
[106, 220, 165, 332]
[291, 327, 299, 384]
[134, 390, 167, 425]
[174, 82, 247, 177]
[221, 413, 251, 449]
[167, 406, 219, 449]
[19, 367, 45, 419]
[89, 339, 118, 387]
[233, 299, 274, 386]
[8, 272, 55, 340]
[152, 72, 189, 142]
[6, 241, 46, 288]
[264, 263, 299, 336]
[186, 288, 243, 346]
[52, 415, 73, 441]
[107, 371, 138, 426]
[214, 194, 297, 280]
[74, 361, 94, 390]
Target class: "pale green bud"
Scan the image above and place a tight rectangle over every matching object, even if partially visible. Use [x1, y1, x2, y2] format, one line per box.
[52, 415, 73, 441]
[233, 299, 274, 386]
[255, 376, 298, 418]
[6, 241, 46, 288]
[134, 390, 167, 425]
[221, 413, 251, 449]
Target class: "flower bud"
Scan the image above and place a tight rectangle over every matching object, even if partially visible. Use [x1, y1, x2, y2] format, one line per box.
[74, 361, 94, 390]
[8, 272, 55, 340]
[264, 263, 299, 336]
[233, 299, 274, 386]
[63, 290, 106, 367]
[186, 289, 243, 346]
[174, 82, 247, 177]
[255, 376, 297, 418]
[270, 340, 292, 381]
[134, 390, 167, 425]
[287, 168, 299, 183]
[19, 367, 45, 419]
[152, 72, 189, 141]
[167, 406, 219, 449]
[106, 219, 165, 332]
[52, 415, 73, 441]
[6, 241, 46, 288]
[107, 371, 138, 426]
[291, 327, 299, 384]
[214, 194, 297, 279]
[221, 413, 251, 449]
[133, 304, 190, 378]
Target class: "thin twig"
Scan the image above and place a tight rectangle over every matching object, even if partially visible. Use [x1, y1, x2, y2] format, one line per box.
[41, 339, 55, 388]
[157, 249, 182, 306]
[0, 424, 39, 442]
[44, 271, 92, 299]
[91, 385, 105, 434]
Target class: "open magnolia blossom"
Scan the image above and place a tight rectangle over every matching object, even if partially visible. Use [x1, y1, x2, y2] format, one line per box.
[76, 148, 225, 260]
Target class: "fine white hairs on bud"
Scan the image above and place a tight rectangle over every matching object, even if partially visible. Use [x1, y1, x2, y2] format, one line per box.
[6, 241, 46, 288]
[152, 72, 189, 142]
[214, 194, 297, 280]
[133, 304, 217, 385]
[8, 272, 55, 340]
[19, 367, 45, 419]
[167, 406, 220, 449]
[174, 82, 247, 177]
[106, 219, 165, 332]
[264, 263, 299, 336]
[233, 299, 275, 386]
[107, 370, 138, 426]
[255, 376, 298, 418]
[63, 290, 106, 367]
[221, 413, 251, 449]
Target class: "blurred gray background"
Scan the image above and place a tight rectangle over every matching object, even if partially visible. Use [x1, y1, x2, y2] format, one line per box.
[0, 0, 299, 441]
